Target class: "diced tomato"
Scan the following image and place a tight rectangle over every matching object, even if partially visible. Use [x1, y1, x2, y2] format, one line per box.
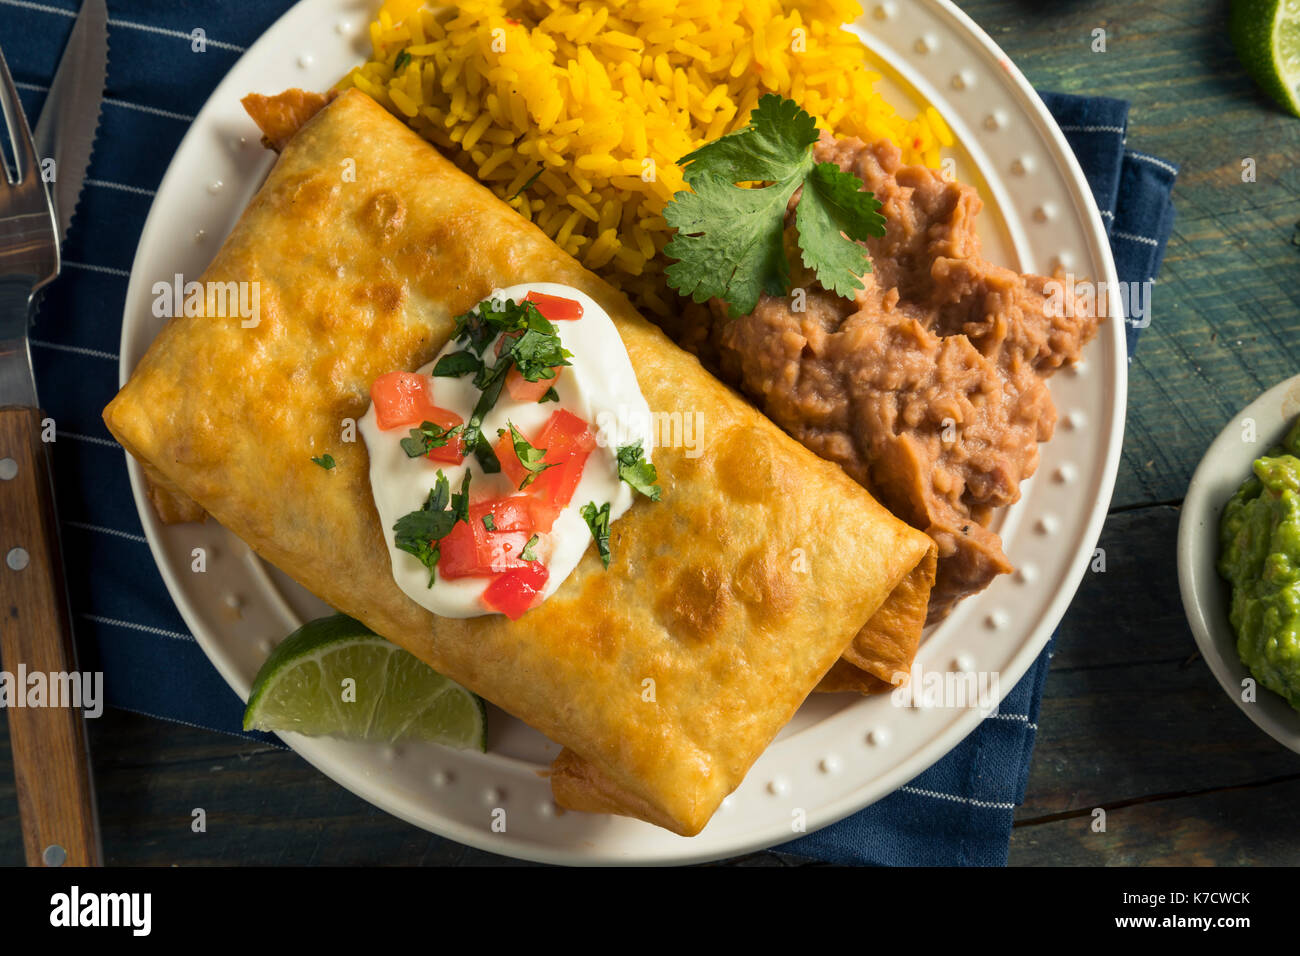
[426, 441, 465, 465]
[505, 365, 561, 403]
[494, 409, 597, 507]
[438, 511, 530, 581]
[435, 520, 480, 579]
[529, 409, 598, 507]
[423, 407, 467, 465]
[436, 497, 556, 579]
[495, 431, 529, 489]
[487, 494, 559, 533]
[523, 290, 584, 321]
[371, 371, 450, 431]
[496, 329, 564, 402]
[482, 562, 550, 620]
[370, 371, 465, 463]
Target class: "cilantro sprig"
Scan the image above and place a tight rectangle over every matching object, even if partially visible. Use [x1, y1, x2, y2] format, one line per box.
[450, 470, 471, 524]
[580, 501, 612, 568]
[431, 350, 483, 378]
[509, 329, 570, 383]
[447, 297, 574, 470]
[501, 422, 555, 490]
[392, 470, 472, 587]
[616, 442, 661, 501]
[400, 420, 464, 459]
[663, 94, 887, 317]
[453, 297, 568, 361]
[462, 361, 508, 473]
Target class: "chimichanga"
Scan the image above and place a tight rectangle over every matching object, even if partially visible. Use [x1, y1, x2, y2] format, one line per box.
[237, 87, 939, 696]
[105, 89, 935, 836]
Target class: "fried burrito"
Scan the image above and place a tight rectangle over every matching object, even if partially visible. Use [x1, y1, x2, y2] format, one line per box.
[105, 89, 935, 836]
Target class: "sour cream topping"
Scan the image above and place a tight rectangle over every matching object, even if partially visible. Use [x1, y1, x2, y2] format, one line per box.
[360, 282, 654, 618]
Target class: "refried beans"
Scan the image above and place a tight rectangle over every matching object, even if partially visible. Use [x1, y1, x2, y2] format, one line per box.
[708, 133, 1099, 621]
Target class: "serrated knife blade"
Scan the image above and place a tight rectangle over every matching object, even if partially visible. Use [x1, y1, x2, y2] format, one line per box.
[32, 0, 108, 245]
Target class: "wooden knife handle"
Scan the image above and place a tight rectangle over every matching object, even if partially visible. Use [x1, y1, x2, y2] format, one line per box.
[0, 405, 102, 866]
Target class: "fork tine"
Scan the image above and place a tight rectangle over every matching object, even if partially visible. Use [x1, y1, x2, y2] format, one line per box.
[0, 43, 38, 185]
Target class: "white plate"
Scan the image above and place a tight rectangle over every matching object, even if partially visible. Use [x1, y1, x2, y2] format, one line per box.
[117, 0, 1126, 864]
[1178, 373, 1300, 753]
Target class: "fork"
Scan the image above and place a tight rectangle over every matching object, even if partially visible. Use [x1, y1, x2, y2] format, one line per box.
[0, 43, 102, 867]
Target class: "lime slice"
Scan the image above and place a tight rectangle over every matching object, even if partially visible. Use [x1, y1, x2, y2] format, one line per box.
[243, 613, 486, 750]
[1231, 0, 1300, 117]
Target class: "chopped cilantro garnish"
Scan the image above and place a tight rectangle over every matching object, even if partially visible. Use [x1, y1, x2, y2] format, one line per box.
[393, 49, 411, 71]
[540, 386, 560, 403]
[426, 471, 451, 513]
[432, 350, 484, 378]
[482, 513, 496, 531]
[466, 429, 500, 473]
[454, 308, 499, 356]
[392, 470, 469, 587]
[311, 454, 336, 470]
[460, 361, 508, 473]
[451, 470, 471, 524]
[580, 501, 612, 568]
[520, 534, 541, 562]
[616, 442, 662, 501]
[394, 508, 457, 548]
[453, 298, 571, 365]
[393, 510, 456, 587]
[504, 422, 555, 490]
[508, 166, 544, 201]
[662, 94, 886, 317]
[470, 353, 507, 392]
[453, 297, 561, 356]
[510, 329, 569, 382]
[447, 297, 573, 472]
[400, 420, 463, 459]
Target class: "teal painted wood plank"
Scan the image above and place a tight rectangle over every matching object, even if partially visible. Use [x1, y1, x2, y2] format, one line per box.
[1018, 506, 1300, 830]
[960, 0, 1300, 509]
[1010, 777, 1300, 865]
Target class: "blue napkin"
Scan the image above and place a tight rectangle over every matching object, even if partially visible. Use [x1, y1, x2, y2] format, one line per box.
[0, 3, 1177, 865]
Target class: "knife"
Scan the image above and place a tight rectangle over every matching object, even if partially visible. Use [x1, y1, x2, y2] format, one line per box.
[0, 0, 108, 868]
[33, 0, 108, 243]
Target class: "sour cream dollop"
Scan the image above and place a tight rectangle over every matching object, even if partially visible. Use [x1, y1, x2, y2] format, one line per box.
[360, 282, 654, 619]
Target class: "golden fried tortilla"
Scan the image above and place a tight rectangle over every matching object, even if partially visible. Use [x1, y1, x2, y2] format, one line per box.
[839, 546, 936, 686]
[188, 87, 943, 698]
[105, 90, 935, 836]
[242, 88, 336, 151]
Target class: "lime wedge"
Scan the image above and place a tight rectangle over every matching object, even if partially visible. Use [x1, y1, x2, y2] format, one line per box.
[243, 613, 486, 750]
[1231, 0, 1300, 117]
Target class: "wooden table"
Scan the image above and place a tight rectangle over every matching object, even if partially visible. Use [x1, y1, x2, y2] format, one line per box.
[967, 0, 1300, 864]
[1, 0, 1297, 866]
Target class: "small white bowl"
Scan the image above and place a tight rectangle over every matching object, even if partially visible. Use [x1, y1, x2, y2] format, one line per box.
[1178, 372, 1300, 753]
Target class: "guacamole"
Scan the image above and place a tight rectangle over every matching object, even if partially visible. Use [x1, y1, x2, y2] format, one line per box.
[1218, 416, 1300, 711]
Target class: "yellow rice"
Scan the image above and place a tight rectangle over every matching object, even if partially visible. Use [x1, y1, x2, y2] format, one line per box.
[337, 0, 954, 320]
